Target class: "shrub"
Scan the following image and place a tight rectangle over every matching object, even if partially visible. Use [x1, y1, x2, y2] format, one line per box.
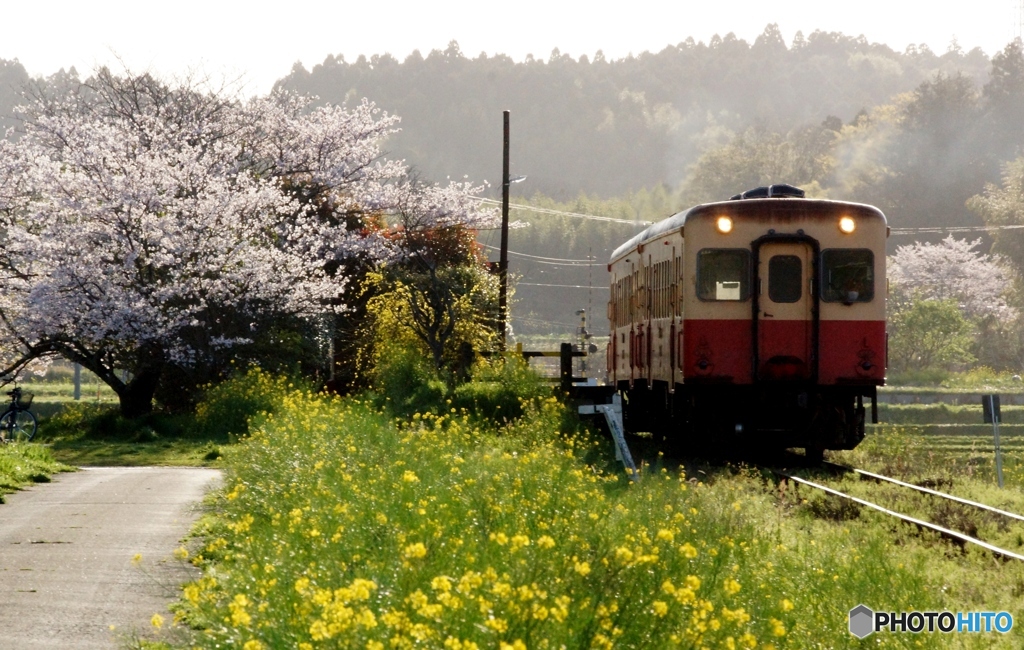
[36, 401, 189, 442]
[451, 355, 549, 423]
[194, 368, 310, 440]
[370, 343, 448, 418]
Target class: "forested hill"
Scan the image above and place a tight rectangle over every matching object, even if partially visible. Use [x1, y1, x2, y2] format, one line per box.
[274, 25, 990, 200]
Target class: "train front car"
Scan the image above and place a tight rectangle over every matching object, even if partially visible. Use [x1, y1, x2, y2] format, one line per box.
[608, 185, 887, 460]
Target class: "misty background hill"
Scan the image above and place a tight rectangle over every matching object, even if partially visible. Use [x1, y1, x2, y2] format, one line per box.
[3, 25, 1024, 339]
[275, 26, 991, 199]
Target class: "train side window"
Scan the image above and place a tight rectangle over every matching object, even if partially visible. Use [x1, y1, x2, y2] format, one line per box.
[697, 249, 750, 301]
[768, 255, 802, 303]
[821, 249, 874, 303]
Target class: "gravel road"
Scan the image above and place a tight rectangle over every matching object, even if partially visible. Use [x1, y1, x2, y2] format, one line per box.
[0, 466, 221, 649]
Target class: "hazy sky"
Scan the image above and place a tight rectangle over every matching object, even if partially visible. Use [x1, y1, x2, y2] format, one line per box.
[3, 0, 1020, 95]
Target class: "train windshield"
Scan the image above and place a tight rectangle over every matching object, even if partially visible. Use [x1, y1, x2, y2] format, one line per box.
[697, 249, 751, 301]
[821, 249, 874, 303]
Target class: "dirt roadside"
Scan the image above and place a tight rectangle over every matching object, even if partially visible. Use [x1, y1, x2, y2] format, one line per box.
[0, 466, 221, 649]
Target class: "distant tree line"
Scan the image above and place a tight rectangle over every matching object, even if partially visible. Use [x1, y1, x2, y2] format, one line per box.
[274, 25, 990, 202]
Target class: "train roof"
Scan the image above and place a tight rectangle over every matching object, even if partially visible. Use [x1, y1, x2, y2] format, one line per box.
[609, 195, 887, 263]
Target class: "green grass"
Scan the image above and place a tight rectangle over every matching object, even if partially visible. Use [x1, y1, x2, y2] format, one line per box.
[151, 388, 1024, 649]
[887, 367, 1024, 391]
[0, 443, 74, 501]
[877, 403, 1024, 425]
[30, 402, 222, 468]
[16, 379, 118, 403]
[46, 439, 224, 467]
[25, 369, 306, 468]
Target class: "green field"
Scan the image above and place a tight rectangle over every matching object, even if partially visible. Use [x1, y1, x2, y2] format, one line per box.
[7, 377, 1024, 648]
[134, 382, 1024, 649]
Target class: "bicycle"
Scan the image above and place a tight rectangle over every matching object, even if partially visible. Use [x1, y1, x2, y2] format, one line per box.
[0, 386, 36, 443]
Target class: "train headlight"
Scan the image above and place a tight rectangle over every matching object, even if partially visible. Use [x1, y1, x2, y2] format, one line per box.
[839, 216, 856, 234]
[716, 216, 734, 234]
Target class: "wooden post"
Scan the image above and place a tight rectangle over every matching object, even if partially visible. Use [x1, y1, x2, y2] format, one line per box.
[498, 110, 510, 350]
[560, 342, 573, 394]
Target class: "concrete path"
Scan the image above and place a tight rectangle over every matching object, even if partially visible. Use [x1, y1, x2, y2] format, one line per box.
[0, 467, 221, 649]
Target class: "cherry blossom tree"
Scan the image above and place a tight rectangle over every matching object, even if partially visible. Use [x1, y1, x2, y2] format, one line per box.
[888, 236, 1019, 373]
[0, 69, 495, 416]
[888, 235, 1016, 321]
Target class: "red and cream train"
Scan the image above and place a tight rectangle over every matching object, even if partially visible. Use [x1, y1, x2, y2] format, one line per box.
[607, 184, 887, 459]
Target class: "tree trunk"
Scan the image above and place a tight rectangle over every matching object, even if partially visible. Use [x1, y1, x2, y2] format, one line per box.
[115, 366, 162, 419]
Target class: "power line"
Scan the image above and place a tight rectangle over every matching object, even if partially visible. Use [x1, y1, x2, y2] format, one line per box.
[474, 197, 654, 226]
[890, 224, 1024, 236]
[480, 243, 604, 265]
[518, 282, 608, 289]
[513, 316, 580, 328]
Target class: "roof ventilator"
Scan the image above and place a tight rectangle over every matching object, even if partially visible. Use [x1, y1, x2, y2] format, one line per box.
[730, 184, 806, 200]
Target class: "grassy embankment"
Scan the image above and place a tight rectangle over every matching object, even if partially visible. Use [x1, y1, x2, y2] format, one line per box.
[10, 371, 227, 467]
[0, 443, 72, 502]
[0, 371, 224, 492]
[133, 368, 1024, 650]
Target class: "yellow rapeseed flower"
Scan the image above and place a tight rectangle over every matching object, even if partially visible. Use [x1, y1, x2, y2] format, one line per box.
[723, 578, 741, 595]
[574, 561, 591, 576]
[770, 618, 787, 636]
[653, 600, 669, 617]
[484, 617, 508, 633]
[403, 542, 427, 559]
[242, 641, 264, 650]
[489, 532, 509, 546]
[510, 534, 530, 552]
[679, 542, 698, 558]
[781, 598, 794, 611]
[614, 546, 634, 563]
[183, 584, 200, 605]
[229, 593, 252, 627]
[537, 535, 556, 549]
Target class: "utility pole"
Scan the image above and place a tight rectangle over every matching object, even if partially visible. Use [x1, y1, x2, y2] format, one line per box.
[499, 110, 510, 349]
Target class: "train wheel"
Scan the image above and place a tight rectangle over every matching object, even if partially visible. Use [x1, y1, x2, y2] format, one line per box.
[805, 444, 824, 464]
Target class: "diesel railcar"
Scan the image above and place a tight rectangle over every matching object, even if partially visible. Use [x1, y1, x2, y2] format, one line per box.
[607, 185, 887, 459]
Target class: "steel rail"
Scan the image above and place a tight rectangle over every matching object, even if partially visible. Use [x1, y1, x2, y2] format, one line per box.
[822, 461, 1024, 524]
[769, 468, 1024, 562]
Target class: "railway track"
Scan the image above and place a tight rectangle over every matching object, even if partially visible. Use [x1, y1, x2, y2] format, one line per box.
[766, 462, 1024, 562]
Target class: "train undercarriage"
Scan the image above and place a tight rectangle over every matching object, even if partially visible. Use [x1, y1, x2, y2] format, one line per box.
[618, 380, 873, 461]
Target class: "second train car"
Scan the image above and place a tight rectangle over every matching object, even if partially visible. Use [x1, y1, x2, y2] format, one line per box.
[607, 184, 887, 460]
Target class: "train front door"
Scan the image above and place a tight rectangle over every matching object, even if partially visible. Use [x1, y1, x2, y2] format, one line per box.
[755, 241, 815, 381]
